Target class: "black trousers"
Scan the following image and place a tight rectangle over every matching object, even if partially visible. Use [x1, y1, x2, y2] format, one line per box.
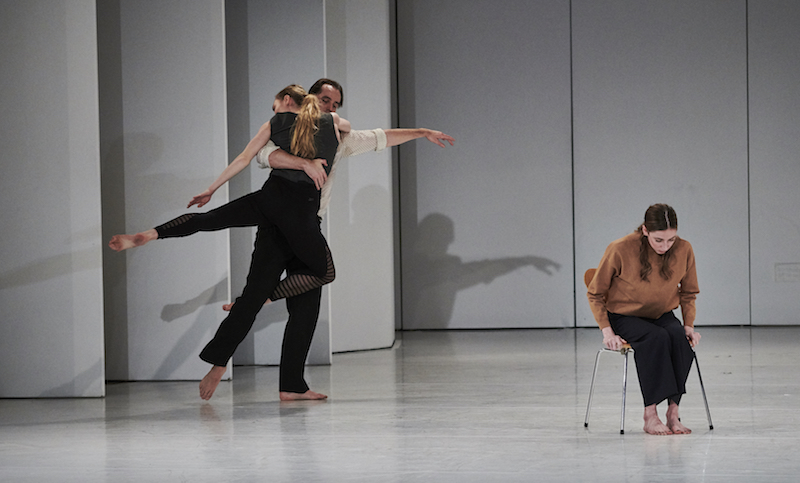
[156, 176, 327, 392]
[201, 232, 321, 393]
[279, 282, 321, 393]
[156, 176, 328, 278]
[196, 222, 285, 364]
[609, 311, 695, 406]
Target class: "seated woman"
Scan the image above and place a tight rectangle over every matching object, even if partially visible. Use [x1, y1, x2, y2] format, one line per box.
[587, 203, 701, 435]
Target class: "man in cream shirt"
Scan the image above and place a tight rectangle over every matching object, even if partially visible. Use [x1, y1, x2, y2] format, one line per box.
[236, 78, 453, 401]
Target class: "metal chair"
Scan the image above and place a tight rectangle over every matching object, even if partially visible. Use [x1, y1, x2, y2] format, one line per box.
[582, 268, 714, 434]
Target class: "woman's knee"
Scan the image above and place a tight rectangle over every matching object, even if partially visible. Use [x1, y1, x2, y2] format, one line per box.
[663, 322, 688, 343]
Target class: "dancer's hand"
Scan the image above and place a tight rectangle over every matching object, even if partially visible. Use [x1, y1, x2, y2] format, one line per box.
[303, 159, 328, 190]
[685, 326, 701, 347]
[602, 326, 627, 351]
[424, 129, 455, 148]
[189, 189, 214, 208]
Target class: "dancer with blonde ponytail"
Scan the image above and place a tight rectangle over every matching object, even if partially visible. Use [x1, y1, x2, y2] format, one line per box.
[109, 85, 341, 401]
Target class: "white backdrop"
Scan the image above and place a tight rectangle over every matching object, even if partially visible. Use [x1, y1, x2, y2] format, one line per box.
[748, 1, 800, 325]
[102, 0, 231, 380]
[0, 0, 105, 397]
[397, 0, 574, 329]
[572, 0, 749, 327]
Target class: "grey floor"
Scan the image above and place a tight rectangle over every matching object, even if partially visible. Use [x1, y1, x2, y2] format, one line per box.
[2, 326, 799, 482]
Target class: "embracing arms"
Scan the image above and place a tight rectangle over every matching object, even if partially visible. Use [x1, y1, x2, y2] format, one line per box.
[187, 121, 273, 208]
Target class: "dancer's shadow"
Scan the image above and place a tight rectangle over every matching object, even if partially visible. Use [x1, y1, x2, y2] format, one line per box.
[161, 278, 229, 322]
[404, 213, 560, 329]
[38, 357, 104, 397]
[0, 247, 101, 290]
[155, 275, 288, 377]
[151, 277, 230, 380]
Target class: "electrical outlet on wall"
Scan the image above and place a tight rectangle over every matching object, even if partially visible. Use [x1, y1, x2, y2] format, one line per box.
[775, 263, 800, 283]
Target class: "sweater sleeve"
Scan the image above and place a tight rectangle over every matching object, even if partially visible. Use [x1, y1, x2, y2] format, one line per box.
[586, 244, 621, 330]
[678, 241, 700, 327]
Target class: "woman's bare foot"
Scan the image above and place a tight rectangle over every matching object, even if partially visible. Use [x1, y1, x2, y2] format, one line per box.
[279, 389, 328, 401]
[222, 299, 271, 311]
[643, 404, 673, 435]
[109, 229, 158, 252]
[666, 402, 692, 434]
[199, 365, 227, 400]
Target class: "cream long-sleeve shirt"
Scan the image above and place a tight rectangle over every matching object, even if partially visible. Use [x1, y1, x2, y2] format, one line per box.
[256, 128, 388, 218]
[587, 232, 699, 329]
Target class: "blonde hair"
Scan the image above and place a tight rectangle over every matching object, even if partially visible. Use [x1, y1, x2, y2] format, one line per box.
[275, 84, 306, 107]
[291, 95, 320, 158]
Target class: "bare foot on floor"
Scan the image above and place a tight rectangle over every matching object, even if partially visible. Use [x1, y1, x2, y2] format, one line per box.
[199, 365, 227, 400]
[109, 229, 157, 252]
[223, 299, 271, 311]
[666, 404, 692, 434]
[644, 418, 673, 435]
[667, 419, 692, 434]
[643, 405, 673, 435]
[279, 390, 328, 401]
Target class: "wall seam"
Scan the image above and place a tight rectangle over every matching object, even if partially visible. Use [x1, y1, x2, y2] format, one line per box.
[570, 0, 577, 328]
[746, 0, 752, 326]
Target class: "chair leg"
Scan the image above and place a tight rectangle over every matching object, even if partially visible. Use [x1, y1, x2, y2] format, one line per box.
[620, 350, 628, 435]
[584, 350, 603, 428]
[693, 352, 714, 430]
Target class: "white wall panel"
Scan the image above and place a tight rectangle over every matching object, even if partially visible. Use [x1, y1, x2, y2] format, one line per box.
[0, 0, 105, 397]
[749, 1, 800, 325]
[235, 0, 395, 360]
[325, 0, 396, 352]
[103, 0, 230, 380]
[572, 1, 749, 327]
[397, 0, 574, 329]
[232, 0, 329, 365]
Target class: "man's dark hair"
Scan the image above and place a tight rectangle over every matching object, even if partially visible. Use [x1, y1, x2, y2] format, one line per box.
[309, 78, 344, 107]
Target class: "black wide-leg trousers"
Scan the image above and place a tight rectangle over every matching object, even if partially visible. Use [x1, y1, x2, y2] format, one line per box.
[280, 260, 322, 393]
[609, 311, 695, 406]
[155, 176, 328, 278]
[155, 176, 327, 392]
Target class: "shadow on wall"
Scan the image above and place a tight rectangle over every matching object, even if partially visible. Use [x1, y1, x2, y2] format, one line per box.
[157, 269, 293, 373]
[151, 277, 229, 380]
[0, 247, 102, 290]
[404, 213, 561, 329]
[38, 357, 104, 397]
[160, 278, 229, 322]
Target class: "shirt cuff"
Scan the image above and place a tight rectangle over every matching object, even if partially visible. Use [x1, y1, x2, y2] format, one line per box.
[257, 140, 279, 169]
[374, 129, 387, 151]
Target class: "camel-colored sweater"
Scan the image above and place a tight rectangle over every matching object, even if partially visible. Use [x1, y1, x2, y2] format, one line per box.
[587, 232, 699, 329]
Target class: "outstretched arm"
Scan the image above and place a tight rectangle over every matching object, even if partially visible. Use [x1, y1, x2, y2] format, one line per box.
[385, 128, 454, 148]
[189, 121, 272, 208]
[264, 127, 455, 191]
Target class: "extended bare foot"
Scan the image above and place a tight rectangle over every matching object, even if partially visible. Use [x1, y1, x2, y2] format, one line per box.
[222, 299, 271, 312]
[199, 365, 227, 400]
[279, 389, 328, 401]
[666, 402, 692, 434]
[643, 404, 673, 435]
[109, 229, 158, 252]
